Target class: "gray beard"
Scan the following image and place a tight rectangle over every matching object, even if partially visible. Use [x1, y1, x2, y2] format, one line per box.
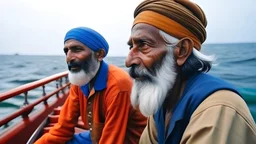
[68, 56, 100, 86]
[131, 49, 177, 117]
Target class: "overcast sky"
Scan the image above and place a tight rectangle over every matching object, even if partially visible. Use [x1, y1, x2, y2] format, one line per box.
[0, 0, 255, 56]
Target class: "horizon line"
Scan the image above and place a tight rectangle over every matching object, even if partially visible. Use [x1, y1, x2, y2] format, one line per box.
[1, 42, 255, 57]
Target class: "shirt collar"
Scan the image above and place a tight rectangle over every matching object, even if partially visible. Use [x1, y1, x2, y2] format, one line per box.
[80, 61, 108, 97]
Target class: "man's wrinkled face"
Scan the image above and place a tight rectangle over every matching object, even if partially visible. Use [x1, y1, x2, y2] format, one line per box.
[64, 39, 100, 86]
[126, 23, 177, 116]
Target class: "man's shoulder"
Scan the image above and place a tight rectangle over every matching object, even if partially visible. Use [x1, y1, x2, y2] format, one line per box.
[193, 90, 255, 125]
[108, 64, 131, 80]
[183, 90, 256, 144]
[194, 90, 246, 112]
[187, 73, 240, 97]
[106, 64, 132, 90]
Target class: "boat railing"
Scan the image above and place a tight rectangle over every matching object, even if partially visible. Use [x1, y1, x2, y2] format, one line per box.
[0, 71, 71, 144]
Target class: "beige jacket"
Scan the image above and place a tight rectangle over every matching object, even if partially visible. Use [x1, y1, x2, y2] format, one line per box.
[140, 90, 256, 144]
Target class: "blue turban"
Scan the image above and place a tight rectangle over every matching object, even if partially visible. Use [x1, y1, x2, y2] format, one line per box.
[64, 27, 109, 57]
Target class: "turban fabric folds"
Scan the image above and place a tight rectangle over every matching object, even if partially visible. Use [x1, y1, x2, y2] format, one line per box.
[133, 0, 207, 50]
[64, 27, 109, 57]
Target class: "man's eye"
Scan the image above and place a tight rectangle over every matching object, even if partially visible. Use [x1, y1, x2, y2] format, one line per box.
[138, 42, 148, 51]
[72, 48, 82, 52]
[64, 48, 68, 54]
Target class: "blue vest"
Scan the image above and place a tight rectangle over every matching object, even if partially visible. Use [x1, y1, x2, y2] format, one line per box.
[154, 73, 241, 144]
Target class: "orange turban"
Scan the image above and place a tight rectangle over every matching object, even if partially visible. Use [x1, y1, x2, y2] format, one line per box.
[133, 0, 207, 50]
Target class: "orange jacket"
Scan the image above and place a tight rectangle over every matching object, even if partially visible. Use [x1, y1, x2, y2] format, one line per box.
[35, 62, 147, 144]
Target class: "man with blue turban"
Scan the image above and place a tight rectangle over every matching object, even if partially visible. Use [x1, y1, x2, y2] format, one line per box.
[35, 27, 147, 144]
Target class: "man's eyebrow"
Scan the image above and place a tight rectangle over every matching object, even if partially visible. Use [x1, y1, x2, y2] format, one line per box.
[134, 37, 150, 43]
[127, 36, 151, 45]
[64, 44, 82, 49]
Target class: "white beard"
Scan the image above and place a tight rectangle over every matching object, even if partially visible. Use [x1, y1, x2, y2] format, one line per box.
[131, 49, 177, 117]
[68, 56, 100, 86]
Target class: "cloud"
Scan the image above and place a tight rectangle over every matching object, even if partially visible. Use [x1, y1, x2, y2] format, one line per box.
[0, 0, 255, 56]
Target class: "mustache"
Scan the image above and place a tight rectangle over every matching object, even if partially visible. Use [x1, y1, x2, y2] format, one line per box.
[67, 61, 82, 71]
[67, 59, 91, 73]
[128, 56, 164, 82]
[129, 65, 153, 82]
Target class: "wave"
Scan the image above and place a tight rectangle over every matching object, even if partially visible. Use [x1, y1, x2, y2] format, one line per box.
[9, 79, 40, 84]
[52, 67, 59, 70]
[228, 57, 256, 65]
[11, 64, 26, 68]
[220, 73, 255, 80]
[0, 101, 20, 108]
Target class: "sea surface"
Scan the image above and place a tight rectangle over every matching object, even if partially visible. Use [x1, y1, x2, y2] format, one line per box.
[0, 43, 256, 124]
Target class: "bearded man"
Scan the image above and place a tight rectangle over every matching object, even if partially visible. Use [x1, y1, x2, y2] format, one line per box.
[35, 27, 147, 144]
[125, 0, 256, 144]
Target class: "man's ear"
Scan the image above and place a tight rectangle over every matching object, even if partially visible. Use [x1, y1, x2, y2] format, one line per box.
[174, 38, 193, 66]
[95, 49, 105, 61]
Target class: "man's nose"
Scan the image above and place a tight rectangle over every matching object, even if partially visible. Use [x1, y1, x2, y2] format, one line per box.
[125, 48, 140, 68]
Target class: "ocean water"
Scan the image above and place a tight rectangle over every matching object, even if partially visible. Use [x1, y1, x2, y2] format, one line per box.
[0, 43, 256, 122]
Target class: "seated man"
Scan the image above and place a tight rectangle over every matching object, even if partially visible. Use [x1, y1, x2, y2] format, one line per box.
[35, 27, 147, 144]
[125, 0, 256, 144]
